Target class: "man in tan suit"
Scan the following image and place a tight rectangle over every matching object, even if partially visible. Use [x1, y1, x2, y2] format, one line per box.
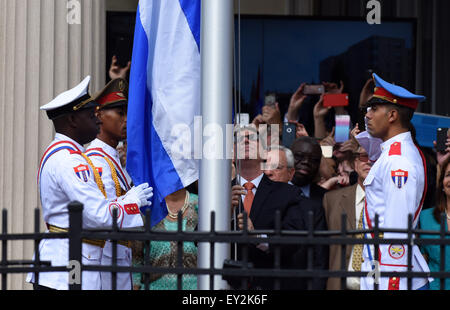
[323, 145, 372, 290]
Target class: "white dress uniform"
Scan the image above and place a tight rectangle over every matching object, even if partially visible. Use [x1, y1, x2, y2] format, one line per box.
[26, 76, 150, 290]
[360, 131, 432, 290]
[86, 138, 134, 290]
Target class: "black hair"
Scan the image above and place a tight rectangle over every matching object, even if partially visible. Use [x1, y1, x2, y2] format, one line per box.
[367, 97, 414, 130]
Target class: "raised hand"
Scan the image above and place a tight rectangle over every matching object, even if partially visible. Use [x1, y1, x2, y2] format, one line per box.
[351, 124, 361, 139]
[237, 213, 254, 230]
[109, 55, 131, 80]
[313, 94, 332, 119]
[320, 127, 336, 147]
[323, 80, 344, 94]
[295, 122, 309, 138]
[262, 103, 282, 125]
[287, 83, 307, 121]
[434, 138, 450, 167]
[359, 78, 375, 108]
[231, 185, 246, 213]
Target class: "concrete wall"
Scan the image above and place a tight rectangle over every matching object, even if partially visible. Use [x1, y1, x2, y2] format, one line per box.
[0, 0, 106, 290]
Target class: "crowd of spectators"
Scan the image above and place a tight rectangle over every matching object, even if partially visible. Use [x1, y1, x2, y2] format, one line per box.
[111, 57, 450, 290]
[225, 77, 450, 290]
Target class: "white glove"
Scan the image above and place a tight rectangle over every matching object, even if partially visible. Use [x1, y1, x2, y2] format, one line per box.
[121, 183, 153, 208]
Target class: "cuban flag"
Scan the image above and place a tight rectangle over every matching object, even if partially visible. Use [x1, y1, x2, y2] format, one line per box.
[127, 0, 201, 227]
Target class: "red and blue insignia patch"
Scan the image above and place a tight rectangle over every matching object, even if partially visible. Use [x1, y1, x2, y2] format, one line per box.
[95, 167, 103, 177]
[73, 164, 90, 182]
[391, 169, 408, 189]
[389, 142, 402, 156]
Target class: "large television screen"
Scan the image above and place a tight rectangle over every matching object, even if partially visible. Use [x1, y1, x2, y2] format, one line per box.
[235, 16, 416, 132]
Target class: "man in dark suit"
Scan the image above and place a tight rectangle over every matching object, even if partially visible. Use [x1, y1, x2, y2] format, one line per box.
[290, 136, 329, 212]
[230, 126, 328, 290]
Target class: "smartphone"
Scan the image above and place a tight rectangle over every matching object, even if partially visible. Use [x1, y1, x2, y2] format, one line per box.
[114, 37, 133, 68]
[436, 128, 449, 152]
[357, 108, 367, 131]
[323, 93, 349, 107]
[265, 93, 277, 107]
[321, 146, 333, 158]
[303, 85, 325, 95]
[282, 122, 297, 148]
[235, 113, 249, 126]
[335, 115, 351, 143]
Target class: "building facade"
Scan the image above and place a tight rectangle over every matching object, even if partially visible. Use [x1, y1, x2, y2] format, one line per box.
[0, 0, 449, 290]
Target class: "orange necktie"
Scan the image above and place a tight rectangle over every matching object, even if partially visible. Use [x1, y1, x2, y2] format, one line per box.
[243, 182, 255, 215]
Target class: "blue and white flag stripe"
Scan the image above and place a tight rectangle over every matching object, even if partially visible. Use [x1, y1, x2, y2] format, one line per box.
[127, 0, 201, 227]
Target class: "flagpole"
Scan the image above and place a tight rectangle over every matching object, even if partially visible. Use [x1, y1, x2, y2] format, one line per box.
[198, 0, 234, 290]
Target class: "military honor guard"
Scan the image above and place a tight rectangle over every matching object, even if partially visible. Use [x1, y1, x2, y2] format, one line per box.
[26, 76, 153, 290]
[85, 78, 135, 290]
[358, 73, 432, 290]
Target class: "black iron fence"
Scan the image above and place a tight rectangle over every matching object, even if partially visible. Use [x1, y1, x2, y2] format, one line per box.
[1, 202, 450, 290]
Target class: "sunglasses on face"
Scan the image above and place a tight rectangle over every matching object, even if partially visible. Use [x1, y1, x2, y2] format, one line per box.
[355, 153, 369, 162]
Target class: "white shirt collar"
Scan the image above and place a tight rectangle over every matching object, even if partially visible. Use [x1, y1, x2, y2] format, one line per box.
[88, 138, 119, 158]
[355, 184, 365, 205]
[54, 133, 85, 152]
[238, 173, 264, 188]
[380, 131, 412, 152]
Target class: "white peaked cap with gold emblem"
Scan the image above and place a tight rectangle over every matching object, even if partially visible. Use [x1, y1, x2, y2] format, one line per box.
[40, 76, 98, 120]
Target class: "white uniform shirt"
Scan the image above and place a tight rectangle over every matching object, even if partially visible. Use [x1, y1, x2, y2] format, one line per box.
[86, 139, 132, 196]
[360, 132, 431, 290]
[27, 134, 143, 290]
[86, 138, 134, 290]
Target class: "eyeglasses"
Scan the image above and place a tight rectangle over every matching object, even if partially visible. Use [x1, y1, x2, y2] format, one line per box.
[235, 133, 259, 143]
[354, 153, 369, 163]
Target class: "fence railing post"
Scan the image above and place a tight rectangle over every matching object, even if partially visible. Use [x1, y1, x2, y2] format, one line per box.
[374, 214, 380, 291]
[143, 209, 151, 290]
[340, 213, 347, 290]
[111, 207, 118, 291]
[307, 211, 314, 290]
[177, 210, 183, 290]
[407, 214, 413, 290]
[68, 201, 83, 290]
[33, 208, 41, 290]
[274, 210, 281, 290]
[1, 209, 7, 290]
[440, 212, 446, 290]
[209, 211, 215, 290]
